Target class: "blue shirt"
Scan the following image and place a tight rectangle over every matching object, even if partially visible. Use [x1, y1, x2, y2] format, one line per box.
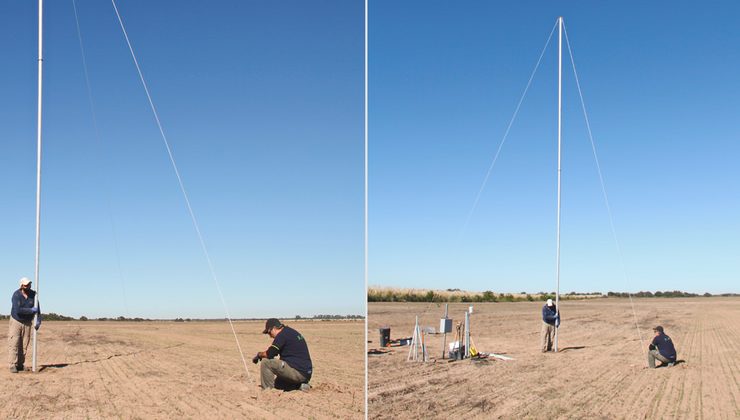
[651, 333, 677, 361]
[542, 305, 558, 325]
[269, 326, 313, 379]
[11, 289, 39, 323]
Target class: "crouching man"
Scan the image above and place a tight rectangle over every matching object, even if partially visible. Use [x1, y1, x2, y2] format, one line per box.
[253, 318, 312, 391]
[648, 325, 677, 368]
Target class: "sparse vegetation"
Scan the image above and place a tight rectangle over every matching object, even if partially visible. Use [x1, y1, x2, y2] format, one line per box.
[41, 312, 75, 321]
[311, 314, 364, 320]
[605, 290, 716, 298]
[368, 286, 737, 302]
[367, 287, 590, 303]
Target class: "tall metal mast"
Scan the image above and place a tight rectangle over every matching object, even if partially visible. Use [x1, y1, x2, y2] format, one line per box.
[32, 0, 44, 373]
[554, 16, 563, 352]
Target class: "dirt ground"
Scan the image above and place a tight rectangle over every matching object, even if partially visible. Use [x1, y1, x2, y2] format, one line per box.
[368, 298, 740, 419]
[0, 319, 363, 419]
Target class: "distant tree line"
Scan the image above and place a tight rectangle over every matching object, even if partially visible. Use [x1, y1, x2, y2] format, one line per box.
[101, 316, 151, 322]
[368, 289, 547, 303]
[607, 291, 739, 298]
[0, 312, 76, 321]
[41, 312, 76, 321]
[368, 288, 738, 302]
[299, 314, 364, 320]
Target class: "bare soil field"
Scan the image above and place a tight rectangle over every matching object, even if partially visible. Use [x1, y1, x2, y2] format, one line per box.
[0, 319, 364, 419]
[368, 298, 740, 419]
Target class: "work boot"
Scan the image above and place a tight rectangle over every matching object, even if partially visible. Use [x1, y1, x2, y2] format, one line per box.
[9, 366, 18, 373]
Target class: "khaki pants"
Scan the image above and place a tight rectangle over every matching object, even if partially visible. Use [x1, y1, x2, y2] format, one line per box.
[541, 322, 556, 352]
[647, 349, 671, 368]
[8, 318, 32, 369]
[260, 359, 307, 390]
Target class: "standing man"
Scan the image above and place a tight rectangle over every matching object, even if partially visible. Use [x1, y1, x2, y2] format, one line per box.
[253, 318, 313, 391]
[648, 326, 677, 368]
[8, 277, 41, 373]
[540, 298, 560, 352]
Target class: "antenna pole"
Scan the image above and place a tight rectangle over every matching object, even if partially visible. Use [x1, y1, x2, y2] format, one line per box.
[554, 16, 563, 353]
[32, 0, 44, 373]
[441, 303, 448, 359]
[464, 309, 470, 359]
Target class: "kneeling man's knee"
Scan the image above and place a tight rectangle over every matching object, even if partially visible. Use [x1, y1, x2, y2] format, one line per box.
[262, 358, 280, 373]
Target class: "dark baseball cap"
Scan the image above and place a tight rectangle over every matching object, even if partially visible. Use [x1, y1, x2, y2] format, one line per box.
[653, 326, 663, 333]
[263, 318, 283, 334]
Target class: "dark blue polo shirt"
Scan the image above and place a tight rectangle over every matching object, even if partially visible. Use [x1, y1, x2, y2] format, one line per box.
[269, 326, 313, 379]
[652, 333, 677, 361]
[542, 305, 558, 325]
[11, 289, 38, 323]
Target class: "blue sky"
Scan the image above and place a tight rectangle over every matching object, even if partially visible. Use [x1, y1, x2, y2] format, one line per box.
[370, 1, 740, 294]
[0, 1, 364, 318]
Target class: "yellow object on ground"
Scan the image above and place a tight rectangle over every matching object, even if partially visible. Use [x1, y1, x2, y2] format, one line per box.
[470, 345, 478, 357]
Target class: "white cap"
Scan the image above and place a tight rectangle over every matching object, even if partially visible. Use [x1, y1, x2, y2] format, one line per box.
[19, 277, 32, 286]
[546, 298, 554, 307]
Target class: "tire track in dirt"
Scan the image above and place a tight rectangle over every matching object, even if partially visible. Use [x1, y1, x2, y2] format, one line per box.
[673, 315, 700, 419]
[696, 312, 705, 419]
[369, 359, 461, 418]
[94, 343, 159, 417]
[40, 326, 135, 418]
[706, 307, 740, 418]
[556, 355, 626, 416]
[686, 300, 738, 418]
[90, 355, 126, 418]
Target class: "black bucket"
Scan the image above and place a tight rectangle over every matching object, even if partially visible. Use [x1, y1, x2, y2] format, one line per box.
[379, 327, 391, 347]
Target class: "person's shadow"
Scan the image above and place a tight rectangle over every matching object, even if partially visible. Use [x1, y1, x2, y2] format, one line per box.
[558, 346, 586, 352]
[275, 377, 309, 391]
[656, 359, 685, 368]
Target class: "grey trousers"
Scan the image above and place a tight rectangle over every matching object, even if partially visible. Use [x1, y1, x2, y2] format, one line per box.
[541, 322, 555, 352]
[260, 358, 307, 390]
[647, 349, 671, 368]
[8, 318, 32, 369]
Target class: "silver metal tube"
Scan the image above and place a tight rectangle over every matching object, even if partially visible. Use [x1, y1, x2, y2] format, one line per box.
[441, 303, 448, 358]
[32, 0, 44, 374]
[554, 16, 563, 353]
[464, 310, 470, 359]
